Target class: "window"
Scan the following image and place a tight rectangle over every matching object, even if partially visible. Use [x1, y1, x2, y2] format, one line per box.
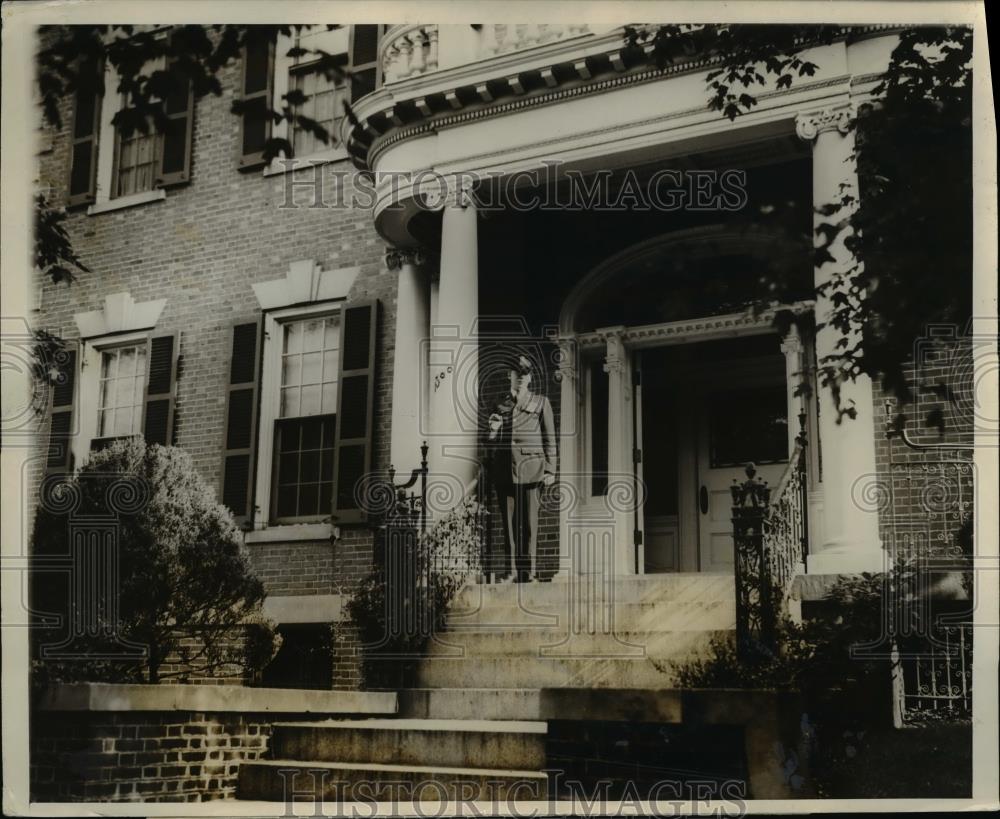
[66, 30, 194, 208]
[707, 386, 788, 467]
[221, 298, 379, 529]
[114, 125, 162, 198]
[96, 343, 148, 440]
[61, 331, 179, 469]
[272, 315, 340, 521]
[242, 25, 385, 169]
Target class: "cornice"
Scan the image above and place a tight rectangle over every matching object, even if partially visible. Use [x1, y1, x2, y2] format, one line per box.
[347, 24, 903, 173]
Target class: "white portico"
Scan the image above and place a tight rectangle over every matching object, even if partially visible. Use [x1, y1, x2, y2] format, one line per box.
[354, 24, 896, 579]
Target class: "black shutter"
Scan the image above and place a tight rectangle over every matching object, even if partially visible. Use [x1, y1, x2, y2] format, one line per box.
[67, 58, 103, 208]
[46, 343, 78, 473]
[239, 31, 275, 170]
[143, 334, 179, 446]
[156, 58, 194, 187]
[332, 300, 378, 523]
[220, 321, 262, 525]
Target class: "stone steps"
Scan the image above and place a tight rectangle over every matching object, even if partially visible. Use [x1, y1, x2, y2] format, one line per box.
[268, 718, 546, 770]
[446, 598, 735, 630]
[415, 652, 711, 689]
[237, 758, 547, 802]
[425, 628, 733, 660]
[451, 573, 735, 609]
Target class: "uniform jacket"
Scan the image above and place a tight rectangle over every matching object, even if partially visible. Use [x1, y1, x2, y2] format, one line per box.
[487, 391, 557, 485]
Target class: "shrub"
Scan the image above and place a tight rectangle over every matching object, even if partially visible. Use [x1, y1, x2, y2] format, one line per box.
[345, 496, 485, 689]
[31, 438, 280, 685]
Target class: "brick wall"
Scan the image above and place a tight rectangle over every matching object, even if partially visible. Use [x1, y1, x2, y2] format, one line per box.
[870, 335, 975, 559]
[32, 28, 399, 689]
[31, 709, 274, 802]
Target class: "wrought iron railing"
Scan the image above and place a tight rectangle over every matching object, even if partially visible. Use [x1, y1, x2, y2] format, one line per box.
[882, 399, 974, 725]
[731, 412, 809, 657]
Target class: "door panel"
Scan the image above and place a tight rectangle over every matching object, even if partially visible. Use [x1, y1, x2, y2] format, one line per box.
[697, 380, 789, 573]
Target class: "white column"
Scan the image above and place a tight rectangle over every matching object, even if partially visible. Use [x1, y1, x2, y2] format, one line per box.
[796, 104, 884, 574]
[555, 335, 579, 577]
[598, 326, 636, 576]
[780, 324, 806, 456]
[428, 202, 479, 495]
[387, 248, 429, 477]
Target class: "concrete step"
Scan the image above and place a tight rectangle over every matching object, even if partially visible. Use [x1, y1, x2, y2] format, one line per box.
[452, 574, 735, 610]
[425, 628, 733, 660]
[396, 688, 687, 723]
[268, 718, 546, 770]
[446, 599, 736, 631]
[415, 653, 708, 689]
[237, 758, 547, 802]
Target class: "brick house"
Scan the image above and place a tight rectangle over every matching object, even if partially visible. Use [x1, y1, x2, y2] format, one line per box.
[25, 20, 977, 802]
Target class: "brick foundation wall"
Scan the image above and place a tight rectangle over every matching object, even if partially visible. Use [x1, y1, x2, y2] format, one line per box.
[31, 709, 273, 802]
[29, 683, 397, 802]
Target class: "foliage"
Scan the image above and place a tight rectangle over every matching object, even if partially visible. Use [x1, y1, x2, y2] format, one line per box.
[34, 193, 90, 285]
[31, 438, 280, 685]
[345, 495, 485, 689]
[676, 571, 894, 693]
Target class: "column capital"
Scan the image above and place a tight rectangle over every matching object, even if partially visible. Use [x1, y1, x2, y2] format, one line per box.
[384, 246, 429, 271]
[597, 326, 628, 376]
[780, 324, 804, 356]
[555, 336, 578, 382]
[795, 103, 856, 142]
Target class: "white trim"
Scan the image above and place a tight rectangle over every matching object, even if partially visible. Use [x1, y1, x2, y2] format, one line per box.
[253, 301, 343, 529]
[261, 593, 343, 624]
[251, 259, 360, 311]
[244, 522, 334, 544]
[73, 330, 150, 470]
[74, 291, 167, 338]
[87, 188, 166, 215]
[39, 683, 396, 714]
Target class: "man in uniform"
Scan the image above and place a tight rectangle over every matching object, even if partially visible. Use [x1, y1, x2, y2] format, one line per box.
[486, 355, 557, 582]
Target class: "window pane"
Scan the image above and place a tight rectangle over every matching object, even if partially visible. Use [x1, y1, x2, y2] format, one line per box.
[301, 351, 322, 384]
[300, 384, 321, 416]
[281, 387, 300, 418]
[708, 387, 788, 467]
[272, 415, 336, 521]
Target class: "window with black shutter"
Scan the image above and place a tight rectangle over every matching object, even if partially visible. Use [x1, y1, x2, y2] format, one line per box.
[331, 300, 378, 523]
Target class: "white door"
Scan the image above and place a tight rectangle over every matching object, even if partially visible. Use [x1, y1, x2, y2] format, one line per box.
[696, 379, 790, 573]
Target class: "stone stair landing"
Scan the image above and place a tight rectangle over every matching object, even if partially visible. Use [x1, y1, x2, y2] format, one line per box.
[418, 573, 736, 689]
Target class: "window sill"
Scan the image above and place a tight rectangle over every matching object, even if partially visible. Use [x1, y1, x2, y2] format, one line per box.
[87, 188, 166, 215]
[263, 151, 350, 176]
[244, 522, 335, 544]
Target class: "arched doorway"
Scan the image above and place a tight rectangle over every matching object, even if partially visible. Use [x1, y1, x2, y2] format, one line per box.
[557, 226, 816, 575]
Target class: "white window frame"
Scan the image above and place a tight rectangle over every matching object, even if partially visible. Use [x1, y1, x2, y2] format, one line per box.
[90, 34, 170, 213]
[268, 27, 350, 173]
[253, 301, 343, 528]
[73, 330, 150, 468]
